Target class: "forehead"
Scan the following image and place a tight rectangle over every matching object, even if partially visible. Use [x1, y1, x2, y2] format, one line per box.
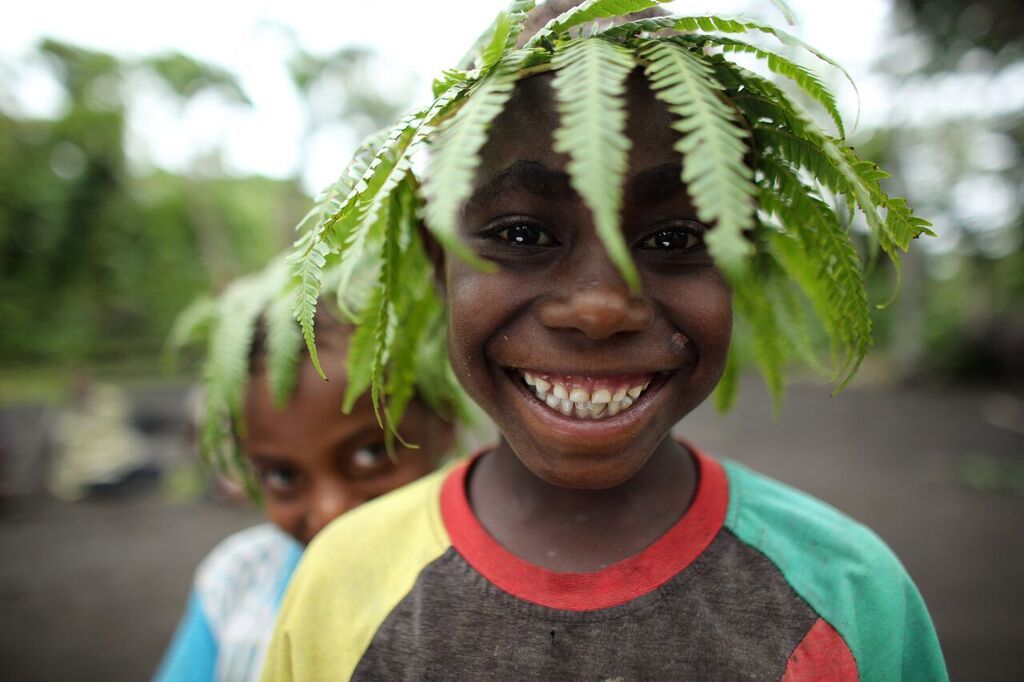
[244, 326, 365, 445]
[475, 68, 681, 189]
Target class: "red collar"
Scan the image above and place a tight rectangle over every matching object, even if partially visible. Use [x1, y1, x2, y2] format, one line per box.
[440, 446, 728, 611]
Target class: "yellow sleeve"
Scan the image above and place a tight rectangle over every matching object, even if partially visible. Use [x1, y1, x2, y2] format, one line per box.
[260, 467, 452, 682]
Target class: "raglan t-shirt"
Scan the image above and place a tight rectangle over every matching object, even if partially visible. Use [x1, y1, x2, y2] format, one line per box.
[260, 449, 947, 681]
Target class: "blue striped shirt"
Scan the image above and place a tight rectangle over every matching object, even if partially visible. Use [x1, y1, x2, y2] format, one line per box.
[155, 524, 302, 682]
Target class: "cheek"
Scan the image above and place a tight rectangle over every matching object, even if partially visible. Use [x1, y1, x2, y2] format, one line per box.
[445, 263, 509, 385]
[685, 277, 733, 370]
[658, 272, 733, 361]
[264, 499, 306, 540]
[391, 456, 436, 486]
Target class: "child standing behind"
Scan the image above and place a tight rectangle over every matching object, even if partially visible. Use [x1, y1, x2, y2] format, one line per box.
[155, 262, 457, 682]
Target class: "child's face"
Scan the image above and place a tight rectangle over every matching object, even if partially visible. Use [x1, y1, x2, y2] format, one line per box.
[444, 71, 732, 490]
[242, 329, 449, 546]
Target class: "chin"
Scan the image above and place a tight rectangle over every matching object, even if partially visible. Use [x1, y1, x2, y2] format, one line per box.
[535, 458, 648, 490]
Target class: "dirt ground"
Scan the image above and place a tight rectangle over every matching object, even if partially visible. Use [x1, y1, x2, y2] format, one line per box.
[0, 378, 1021, 681]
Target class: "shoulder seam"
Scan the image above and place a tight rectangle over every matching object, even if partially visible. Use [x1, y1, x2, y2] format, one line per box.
[723, 526, 861, 675]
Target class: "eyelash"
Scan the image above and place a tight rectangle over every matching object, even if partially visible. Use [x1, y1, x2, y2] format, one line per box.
[482, 217, 559, 248]
[636, 221, 707, 252]
[479, 216, 707, 259]
[350, 444, 390, 475]
[259, 465, 300, 496]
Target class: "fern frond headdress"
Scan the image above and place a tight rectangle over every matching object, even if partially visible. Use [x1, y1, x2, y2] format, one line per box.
[169, 252, 466, 484]
[289, 0, 931, 425]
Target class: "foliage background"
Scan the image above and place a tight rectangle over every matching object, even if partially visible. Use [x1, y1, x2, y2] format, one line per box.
[0, 0, 1020, 389]
[0, 1, 1021, 680]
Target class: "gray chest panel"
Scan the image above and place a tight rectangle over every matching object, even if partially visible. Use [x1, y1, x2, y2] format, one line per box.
[353, 530, 817, 681]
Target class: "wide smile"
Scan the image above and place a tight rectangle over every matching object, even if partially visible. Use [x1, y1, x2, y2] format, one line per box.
[507, 368, 672, 422]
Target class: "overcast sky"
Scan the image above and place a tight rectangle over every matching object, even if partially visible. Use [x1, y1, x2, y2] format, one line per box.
[2, 0, 1020, 196]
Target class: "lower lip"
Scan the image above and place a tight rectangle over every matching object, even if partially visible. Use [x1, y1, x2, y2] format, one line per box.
[504, 369, 672, 441]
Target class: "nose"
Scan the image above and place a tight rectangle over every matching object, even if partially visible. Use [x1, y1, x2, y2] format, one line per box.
[538, 283, 654, 340]
[306, 484, 354, 540]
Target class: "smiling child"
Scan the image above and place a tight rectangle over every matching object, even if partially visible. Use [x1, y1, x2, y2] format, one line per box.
[154, 269, 455, 682]
[261, 1, 947, 679]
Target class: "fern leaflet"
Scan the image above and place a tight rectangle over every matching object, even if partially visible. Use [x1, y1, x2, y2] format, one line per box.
[423, 53, 524, 265]
[640, 39, 756, 277]
[552, 38, 639, 289]
[526, 0, 671, 47]
[265, 289, 303, 409]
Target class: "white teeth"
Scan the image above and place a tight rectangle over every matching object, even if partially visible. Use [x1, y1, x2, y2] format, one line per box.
[569, 388, 590, 403]
[520, 370, 654, 421]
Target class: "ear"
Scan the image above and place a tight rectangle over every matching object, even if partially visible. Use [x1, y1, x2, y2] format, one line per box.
[417, 219, 447, 299]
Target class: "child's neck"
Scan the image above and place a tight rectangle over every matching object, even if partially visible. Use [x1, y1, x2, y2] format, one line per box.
[467, 437, 698, 573]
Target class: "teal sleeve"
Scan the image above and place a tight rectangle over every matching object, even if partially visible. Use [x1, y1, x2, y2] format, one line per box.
[153, 591, 218, 682]
[723, 460, 948, 681]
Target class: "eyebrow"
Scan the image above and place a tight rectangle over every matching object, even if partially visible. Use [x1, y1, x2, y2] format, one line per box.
[464, 160, 577, 214]
[463, 160, 687, 214]
[246, 421, 387, 461]
[629, 162, 686, 205]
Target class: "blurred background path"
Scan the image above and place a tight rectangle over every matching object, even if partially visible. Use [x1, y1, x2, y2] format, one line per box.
[0, 377, 1021, 681]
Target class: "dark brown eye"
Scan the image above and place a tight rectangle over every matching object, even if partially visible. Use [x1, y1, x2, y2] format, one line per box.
[351, 444, 389, 474]
[638, 225, 705, 251]
[259, 465, 300, 494]
[490, 222, 556, 247]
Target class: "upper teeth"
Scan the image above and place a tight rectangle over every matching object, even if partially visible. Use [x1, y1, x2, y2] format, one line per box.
[521, 371, 649, 420]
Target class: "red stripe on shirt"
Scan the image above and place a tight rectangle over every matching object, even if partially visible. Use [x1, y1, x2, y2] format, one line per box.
[782, 618, 859, 681]
[440, 446, 728, 611]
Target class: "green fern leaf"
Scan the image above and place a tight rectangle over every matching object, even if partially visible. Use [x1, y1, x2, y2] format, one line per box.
[762, 254, 824, 373]
[265, 291, 303, 409]
[291, 237, 332, 380]
[712, 344, 740, 412]
[714, 60, 894, 274]
[332, 81, 471, 318]
[305, 112, 422, 254]
[296, 128, 390, 239]
[504, 0, 537, 51]
[384, 266, 434, 438]
[423, 53, 524, 265]
[602, 15, 857, 117]
[200, 275, 268, 471]
[769, 0, 798, 25]
[163, 294, 217, 370]
[682, 35, 845, 137]
[370, 202, 402, 432]
[753, 126, 849, 194]
[481, 12, 515, 71]
[526, 0, 671, 47]
[342, 279, 384, 414]
[758, 157, 872, 386]
[552, 38, 639, 289]
[734, 278, 787, 411]
[841, 147, 934, 251]
[640, 39, 756, 277]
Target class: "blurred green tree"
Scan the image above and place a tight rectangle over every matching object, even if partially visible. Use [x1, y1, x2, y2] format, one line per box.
[0, 40, 299, 368]
[877, 0, 1024, 382]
